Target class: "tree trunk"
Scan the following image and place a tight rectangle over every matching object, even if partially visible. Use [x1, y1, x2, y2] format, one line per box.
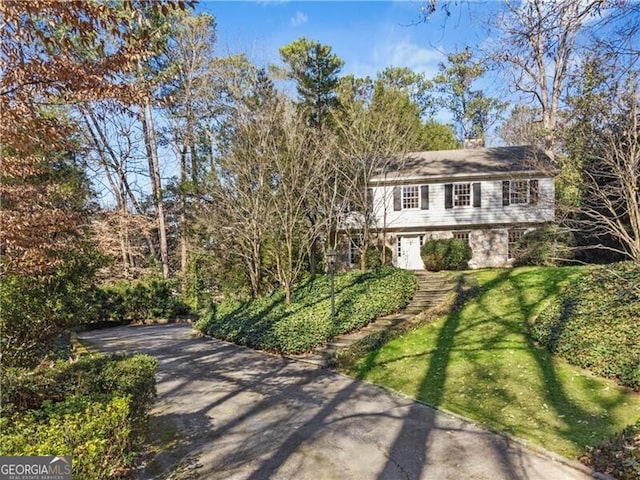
[140, 96, 170, 278]
[180, 144, 189, 289]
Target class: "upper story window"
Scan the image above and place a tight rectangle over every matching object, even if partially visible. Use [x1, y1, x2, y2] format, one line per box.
[454, 183, 471, 206]
[503, 179, 539, 206]
[403, 186, 420, 209]
[445, 182, 481, 209]
[393, 185, 429, 211]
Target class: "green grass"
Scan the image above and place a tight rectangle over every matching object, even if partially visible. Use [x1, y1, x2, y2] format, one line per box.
[347, 266, 640, 458]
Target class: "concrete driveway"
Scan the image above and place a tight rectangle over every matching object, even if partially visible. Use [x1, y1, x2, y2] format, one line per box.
[78, 323, 594, 480]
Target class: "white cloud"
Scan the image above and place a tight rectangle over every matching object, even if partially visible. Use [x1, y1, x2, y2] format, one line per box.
[385, 40, 444, 77]
[348, 38, 445, 80]
[290, 11, 308, 27]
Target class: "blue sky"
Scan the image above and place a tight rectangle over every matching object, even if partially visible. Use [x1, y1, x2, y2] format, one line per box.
[197, 1, 504, 84]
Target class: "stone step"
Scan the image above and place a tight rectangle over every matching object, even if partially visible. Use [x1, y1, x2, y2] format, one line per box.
[297, 355, 328, 367]
[415, 286, 452, 292]
[403, 308, 429, 315]
[412, 291, 453, 299]
[416, 282, 453, 291]
[410, 300, 440, 306]
[413, 292, 449, 299]
[377, 314, 412, 322]
[411, 299, 447, 307]
[414, 274, 448, 281]
[370, 318, 403, 328]
[334, 331, 370, 343]
[294, 271, 457, 367]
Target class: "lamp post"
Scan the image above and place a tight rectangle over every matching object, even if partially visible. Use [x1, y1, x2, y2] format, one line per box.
[327, 248, 336, 318]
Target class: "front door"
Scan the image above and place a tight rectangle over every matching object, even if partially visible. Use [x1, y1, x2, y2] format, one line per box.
[397, 235, 424, 270]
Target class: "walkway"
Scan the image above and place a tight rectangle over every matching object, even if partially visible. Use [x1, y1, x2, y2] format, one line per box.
[78, 323, 594, 480]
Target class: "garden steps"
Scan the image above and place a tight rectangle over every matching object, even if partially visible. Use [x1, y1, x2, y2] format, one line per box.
[291, 270, 455, 368]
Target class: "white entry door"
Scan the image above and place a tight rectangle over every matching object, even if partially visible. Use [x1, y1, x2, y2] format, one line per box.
[397, 235, 424, 270]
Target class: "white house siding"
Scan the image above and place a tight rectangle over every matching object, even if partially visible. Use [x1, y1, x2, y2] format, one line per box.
[371, 178, 555, 231]
[363, 177, 553, 270]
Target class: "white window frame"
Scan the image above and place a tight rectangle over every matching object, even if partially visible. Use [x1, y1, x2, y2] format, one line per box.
[396, 236, 402, 258]
[402, 185, 420, 209]
[454, 183, 471, 207]
[510, 180, 530, 205]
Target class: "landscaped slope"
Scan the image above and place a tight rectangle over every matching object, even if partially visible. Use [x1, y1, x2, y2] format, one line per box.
[195, 266, 416, 354]
[346, 266, 640, 458]
[529, 262, 640, 479]
[530, 262, 640, 390]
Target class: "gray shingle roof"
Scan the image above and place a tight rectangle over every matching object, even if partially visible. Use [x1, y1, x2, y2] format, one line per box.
[373, 145, 552, 181]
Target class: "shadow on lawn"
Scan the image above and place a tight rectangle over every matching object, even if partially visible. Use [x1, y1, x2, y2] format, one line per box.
[373, 274, 540, 479]
[356, 268, 632, 477]
[80, 310, 605, 480]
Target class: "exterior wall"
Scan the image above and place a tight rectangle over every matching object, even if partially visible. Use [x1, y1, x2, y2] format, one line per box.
[336, 173, 555, 271]
[468, 229, 508, 269]
[383, 227, 537, 270]
[370, 177, 554, 230]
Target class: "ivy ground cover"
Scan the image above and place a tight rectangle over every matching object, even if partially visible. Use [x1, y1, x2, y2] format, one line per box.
[195, 266, 416, 354]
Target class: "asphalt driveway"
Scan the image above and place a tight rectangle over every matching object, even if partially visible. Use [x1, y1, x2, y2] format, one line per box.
[77, 323, 594, 480]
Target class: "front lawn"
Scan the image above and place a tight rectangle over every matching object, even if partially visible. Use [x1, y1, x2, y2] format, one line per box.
[346, 266, 640, 458]
[195, 266, 416, 354]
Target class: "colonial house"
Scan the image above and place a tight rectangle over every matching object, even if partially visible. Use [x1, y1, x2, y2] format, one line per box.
[340, 145, 555, 270]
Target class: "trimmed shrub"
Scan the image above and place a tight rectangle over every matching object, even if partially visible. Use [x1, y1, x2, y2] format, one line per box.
[195, 266, 416, 354]
[420, 238, 471, 271]
[356, 245, 393, 270]
[0, 354, 157, 480]
[530, 262, 640, 390]
[1, 354, 157, 418]
[0, 250, 106, 367]
[1, 396, 132, 480]
[98, 277, 189, 324]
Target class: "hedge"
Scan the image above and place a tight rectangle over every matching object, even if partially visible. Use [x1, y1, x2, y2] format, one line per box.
[420, 238, 471, 271]
[0, 354, 157, 480]
[97, 277, 189, 324]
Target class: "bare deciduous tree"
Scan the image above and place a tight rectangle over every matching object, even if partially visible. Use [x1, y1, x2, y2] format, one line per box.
[161, 12, 218, 286]
[332, 77, 445, 268]
[567, 73, 640, 264]
[490, 0, 606, 155]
